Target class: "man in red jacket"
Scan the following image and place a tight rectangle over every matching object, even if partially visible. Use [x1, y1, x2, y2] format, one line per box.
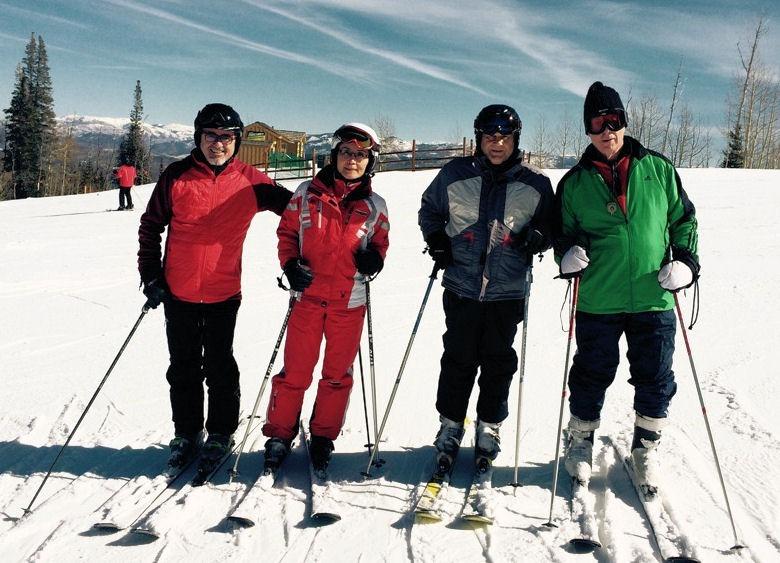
[137, 103, 292, 476]
[115, 162, 137, 210]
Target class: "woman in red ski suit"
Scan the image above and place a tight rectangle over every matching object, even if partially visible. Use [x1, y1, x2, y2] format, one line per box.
[262, 123, 389, 472]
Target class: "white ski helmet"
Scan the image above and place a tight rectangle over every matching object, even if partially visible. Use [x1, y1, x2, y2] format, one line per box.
[331, 122, 381, 176]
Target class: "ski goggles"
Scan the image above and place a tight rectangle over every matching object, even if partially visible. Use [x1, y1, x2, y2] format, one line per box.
[587, 110, 626, 134]
[333, 126, 376, 150]
[476, 116, 519, 136]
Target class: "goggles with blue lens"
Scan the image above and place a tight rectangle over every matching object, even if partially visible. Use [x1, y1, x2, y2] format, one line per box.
[476, 117, 519, 136]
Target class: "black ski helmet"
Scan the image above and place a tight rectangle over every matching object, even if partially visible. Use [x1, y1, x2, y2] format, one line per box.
[473, 104, 522, 158]
[194, 103, 244, 150]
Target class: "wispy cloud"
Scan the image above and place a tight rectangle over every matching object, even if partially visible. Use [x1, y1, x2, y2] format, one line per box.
[276, 0, 632, 98]
[0, 2, 91, 30]
[103, 0, 370, 83]
[241, 0, 492, 96]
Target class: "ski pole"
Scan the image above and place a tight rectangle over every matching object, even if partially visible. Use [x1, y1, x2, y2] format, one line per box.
[22, 301, 153, 517]
[545, 277, 579, 527]
[356, 346, 374, 455]
[511, 261, 534, 489]
[365, 281, 382, 466]
[229, 293, 297, 482]
[673, 293, 745, 551]
[362, 263, 440, 477]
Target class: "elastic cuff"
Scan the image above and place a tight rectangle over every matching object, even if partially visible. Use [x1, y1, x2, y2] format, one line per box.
[568, 414, 600, 432]
[635, 411, 668, 432]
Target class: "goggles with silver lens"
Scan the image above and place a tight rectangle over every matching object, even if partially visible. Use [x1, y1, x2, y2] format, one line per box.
[588, 110, 626, 134]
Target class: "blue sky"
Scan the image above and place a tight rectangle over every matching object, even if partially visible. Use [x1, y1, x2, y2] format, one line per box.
[1, 0, 778, 145]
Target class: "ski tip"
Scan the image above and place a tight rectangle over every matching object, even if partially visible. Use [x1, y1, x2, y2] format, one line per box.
[542, 521, 558, 529]
[311, 512, 341, 524]
[227, 515, 255, 528]
[130, 527, 160, 539]
[569, 538, 601, 553]
[414, 510, 443, 524]
[462, 514, 493, 525]
[92, 522, 121, 531]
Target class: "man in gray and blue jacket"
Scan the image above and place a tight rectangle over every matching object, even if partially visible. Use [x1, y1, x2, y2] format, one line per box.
[418, 104, 554, 476]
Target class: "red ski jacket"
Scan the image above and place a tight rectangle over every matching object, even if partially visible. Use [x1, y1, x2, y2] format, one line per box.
[278, 166, 389, 308]
[116, 164, 137, 188]
[138, 150, 292, 303]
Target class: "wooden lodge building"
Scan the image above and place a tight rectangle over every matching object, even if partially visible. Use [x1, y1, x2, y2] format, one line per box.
[237, 122, 306, 167]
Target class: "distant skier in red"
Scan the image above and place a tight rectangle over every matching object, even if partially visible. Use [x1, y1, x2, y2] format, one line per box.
[114, 162, 137, 210]
[262, 123, 390, 474]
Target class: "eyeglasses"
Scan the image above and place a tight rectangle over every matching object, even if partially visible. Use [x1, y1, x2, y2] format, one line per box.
[587, 111, 626, 135]
[338, 146, 369, 161]
[333, 127, 375, 150]
[203, 132, 236, 144]
[476, 117, 519, 136]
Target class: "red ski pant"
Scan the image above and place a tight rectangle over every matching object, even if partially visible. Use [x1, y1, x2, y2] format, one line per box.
[263, 296, 365, 441]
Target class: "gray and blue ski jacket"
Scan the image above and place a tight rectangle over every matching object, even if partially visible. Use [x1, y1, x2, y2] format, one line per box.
[419, 155, 554, 301]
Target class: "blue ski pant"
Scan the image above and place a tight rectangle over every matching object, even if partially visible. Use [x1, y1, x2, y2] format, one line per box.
[568, 310, 677, 422]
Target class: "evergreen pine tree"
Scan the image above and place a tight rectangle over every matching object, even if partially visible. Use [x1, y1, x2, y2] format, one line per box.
[2, 33, 56, 198]
[722, 122, 745, 168]
[118, 80, 149, 182]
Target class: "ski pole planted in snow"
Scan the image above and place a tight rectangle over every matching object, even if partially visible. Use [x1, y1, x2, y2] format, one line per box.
[674, 293, 745, 551]
[365, 281, 382, 465]
[362, 263, 440, 477]
[545, 277, 579, 527]
[357, 347, 374, 454]
[511, 261, 534, 489]
[22, 301, 153, 517]
[229, 293, 297, 482]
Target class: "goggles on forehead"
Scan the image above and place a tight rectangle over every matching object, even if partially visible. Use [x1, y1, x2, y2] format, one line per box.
[476, 117, 519, 136]
[333, 127, 375, 150]
[588, 110, 627, 134]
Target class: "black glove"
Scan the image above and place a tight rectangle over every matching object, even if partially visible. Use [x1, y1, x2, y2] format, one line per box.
[425, 230, 453, 269]
[283, 259, 314, 292]
[513, 225, 548, 256]
[143, 278, 170, 309]
[355, 246, 384, 276]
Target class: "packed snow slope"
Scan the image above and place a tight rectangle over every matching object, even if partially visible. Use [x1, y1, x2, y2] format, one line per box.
[1, 168, 778, 562]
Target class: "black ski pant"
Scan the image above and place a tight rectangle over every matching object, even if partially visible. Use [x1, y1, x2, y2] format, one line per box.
[163, 298, 241, 438]
[118, 187, 133, 209]
[436, 290, 524, 424]
[568, 310, 677, 422]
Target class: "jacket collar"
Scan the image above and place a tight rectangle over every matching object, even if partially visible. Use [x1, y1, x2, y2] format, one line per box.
[311, 164, 372, 201]
[580, 135, 647, 170]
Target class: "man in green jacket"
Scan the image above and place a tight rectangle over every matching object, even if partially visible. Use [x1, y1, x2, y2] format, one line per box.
[553, 81, 700, 496]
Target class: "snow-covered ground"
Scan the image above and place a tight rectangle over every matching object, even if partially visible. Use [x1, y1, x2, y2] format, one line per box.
[1, 168, 778, 562]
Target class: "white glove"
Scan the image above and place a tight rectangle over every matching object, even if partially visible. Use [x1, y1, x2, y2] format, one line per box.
[658, 260, 693, 291]
[560, 245, 589, 277]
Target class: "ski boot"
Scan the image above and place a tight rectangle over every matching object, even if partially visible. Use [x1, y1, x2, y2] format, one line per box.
[563, 416, 599, 485]
[166, 431, 203, 472]
[263, 437, 292, 475]
[475, 420, 501, 478]
[193, 433, 233, 484]
[631, 425, 662, 499]
[309, 435, 335, 476]
[433, 415, 465, 476]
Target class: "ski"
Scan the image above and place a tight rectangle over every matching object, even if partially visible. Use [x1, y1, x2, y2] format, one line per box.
[301, 424, 340, 523]
[92, 460, 196, 531]
[413, 462, 454, 523]
[461, 467, 495, 524]
[131, 425, 256, 538]
[567, 477, 601, 551]
[612, 441, 700, 563]
[226, 469, 279, 528]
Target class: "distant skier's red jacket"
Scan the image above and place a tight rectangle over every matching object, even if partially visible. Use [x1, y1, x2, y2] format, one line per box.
[138, 150, 292, 303]
[278, 165, 390, 308]
[115, 164, 137, 188]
